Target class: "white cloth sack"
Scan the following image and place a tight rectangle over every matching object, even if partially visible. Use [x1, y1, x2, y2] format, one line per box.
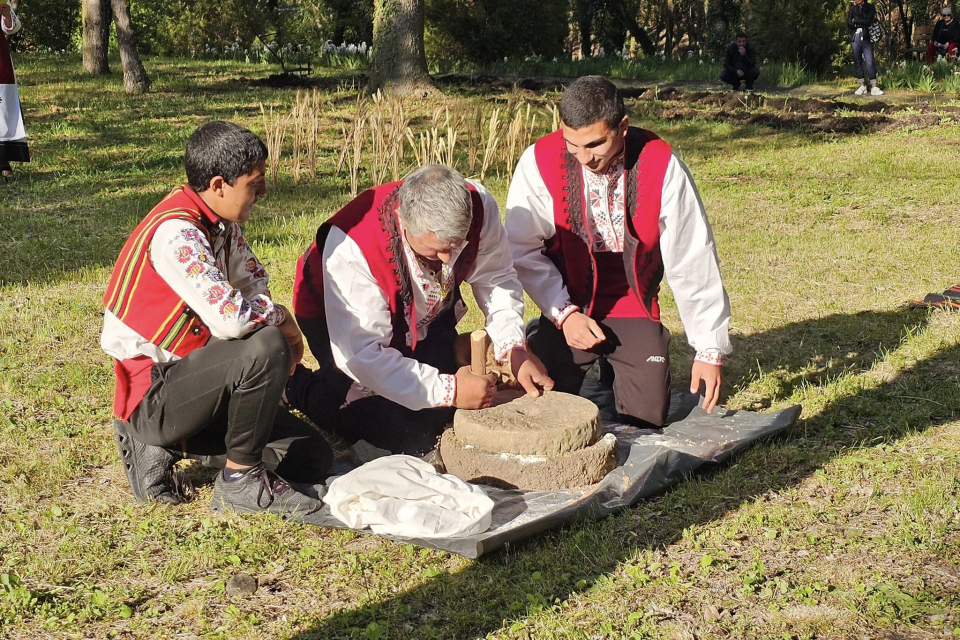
[323, 455, 494, 538]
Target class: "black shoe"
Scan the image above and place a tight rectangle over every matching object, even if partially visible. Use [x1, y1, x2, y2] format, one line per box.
[113, 420, 186, 504]
[745, 83, 755, 91]
[210, 463, 322, 518]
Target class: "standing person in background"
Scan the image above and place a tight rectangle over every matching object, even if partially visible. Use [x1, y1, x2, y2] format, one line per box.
[848, 0, 883, 96]
[927, 7, 959, 63]
[719, 33, 760, 91]
[0, 0, 29, 180]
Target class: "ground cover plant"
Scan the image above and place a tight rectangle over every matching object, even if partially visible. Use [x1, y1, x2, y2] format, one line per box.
[1, 55, 959, 639]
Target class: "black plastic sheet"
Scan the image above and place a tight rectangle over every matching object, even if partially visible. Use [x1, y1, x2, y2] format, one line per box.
[301, 389, 800, 558]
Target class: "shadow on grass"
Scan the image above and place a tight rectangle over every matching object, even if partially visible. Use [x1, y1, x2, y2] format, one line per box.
[286, 307, 958, 640]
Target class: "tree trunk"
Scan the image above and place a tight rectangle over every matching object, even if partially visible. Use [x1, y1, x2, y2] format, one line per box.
[369, 0, 435, 96]
[82, 0, 110, 75]
[610, 0, 656, 55]
[575, 0, 593, 58]
[663, 0, 675, 55]
[110, 0, 150, 93]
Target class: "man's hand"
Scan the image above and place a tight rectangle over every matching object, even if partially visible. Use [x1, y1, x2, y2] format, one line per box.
[738, 45, 746, 55]
[510, 349, 554, 398]
[737, 69, 745, 77]
[277, 308, 304, 374]
[454, 366, 498, 409]
[561, 312, 606, 351]
[690, 360, 722, 414]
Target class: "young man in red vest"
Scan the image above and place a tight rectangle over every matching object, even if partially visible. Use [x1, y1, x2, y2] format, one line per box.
[101, 121, 332, 516]
[287, 164, 554, 455]
[506, 76, 731, 427]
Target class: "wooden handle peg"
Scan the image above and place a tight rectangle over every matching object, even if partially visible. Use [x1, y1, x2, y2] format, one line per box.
[470, 330, 489, 376]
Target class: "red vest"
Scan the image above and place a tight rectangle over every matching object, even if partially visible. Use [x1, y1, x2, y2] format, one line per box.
[293, 181, 484, 364]
[534, 127, 672, 321]
[103, 186, 220, 419]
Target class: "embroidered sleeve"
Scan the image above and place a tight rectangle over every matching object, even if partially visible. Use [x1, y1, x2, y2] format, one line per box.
[659, 154, 732, 355]
[505, 146, 578, 324]
[226, 225, 272, 299]
[439, 373, 457, 407]
[464, 182, 528, 361]
[322, 227, 455, 411]
[555, 302, 579, 328]
[152, 220, 284, 341]
[695, 349, 724, 366]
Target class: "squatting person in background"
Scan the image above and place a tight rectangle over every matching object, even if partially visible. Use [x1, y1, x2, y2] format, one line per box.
[719, 32, 760, 91]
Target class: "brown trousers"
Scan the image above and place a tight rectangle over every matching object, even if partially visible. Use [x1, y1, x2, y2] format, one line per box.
[527, 315, 671, 428]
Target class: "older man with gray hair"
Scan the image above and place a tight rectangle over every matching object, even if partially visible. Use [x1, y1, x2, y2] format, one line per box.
[287, 165, 553, 454]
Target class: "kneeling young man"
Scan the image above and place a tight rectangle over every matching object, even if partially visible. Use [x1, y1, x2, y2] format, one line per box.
[101, 121, 332, 515]
[287, 164, 553, 455]
[506, 76, 731, 427]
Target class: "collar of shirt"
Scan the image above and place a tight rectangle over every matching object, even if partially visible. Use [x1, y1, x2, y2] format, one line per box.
[582, 153, 625, 188]
[399, 230, 462, 296]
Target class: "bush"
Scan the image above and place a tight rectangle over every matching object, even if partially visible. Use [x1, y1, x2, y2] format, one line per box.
[130, 0, 371, 58]
[425, 0, 569, 64]
[8, 0, 80, 53]
[749, 0, 847, 76]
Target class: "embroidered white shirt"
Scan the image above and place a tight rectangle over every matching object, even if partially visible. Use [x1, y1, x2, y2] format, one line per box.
[505, 144, 732, 357]
[100, 217, 285, 363]
[321, 181, 526, 411]
[583, 154, 626, 252]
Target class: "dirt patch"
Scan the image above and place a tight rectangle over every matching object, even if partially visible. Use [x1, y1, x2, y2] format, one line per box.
[645, 89, 949, 135]
[433, 74, 567, 92]
[252, 73, 366, 90]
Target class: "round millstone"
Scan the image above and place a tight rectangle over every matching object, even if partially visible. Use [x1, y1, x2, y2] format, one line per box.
[439, 429, 618, 491]
[453, 391, 600, 456]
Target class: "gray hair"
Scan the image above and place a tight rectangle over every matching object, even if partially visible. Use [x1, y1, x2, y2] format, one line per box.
[398, 165, 472, 242]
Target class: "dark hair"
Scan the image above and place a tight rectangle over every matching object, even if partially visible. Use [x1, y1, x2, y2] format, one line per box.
[185, 121, 268, 193]
[558, 76, 625, 130]
[736, 32, 747, 39]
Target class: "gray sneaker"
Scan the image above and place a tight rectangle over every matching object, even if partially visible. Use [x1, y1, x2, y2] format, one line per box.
[210, 463, 322, 518]
[113, 420, 187, 504]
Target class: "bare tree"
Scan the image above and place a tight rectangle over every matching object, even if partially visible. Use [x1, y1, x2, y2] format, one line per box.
[82, 0, 110, 75]
[111, 0, 150, 93]
[82, 0, 150, 93]
[369, 0, 435, 96]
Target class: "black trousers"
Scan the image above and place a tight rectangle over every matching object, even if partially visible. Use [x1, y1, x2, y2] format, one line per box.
[287, 326, 459, 456]
[127, 327, 333, 483]
[720, 66, 760, 87]
[527, 315, 671, 428]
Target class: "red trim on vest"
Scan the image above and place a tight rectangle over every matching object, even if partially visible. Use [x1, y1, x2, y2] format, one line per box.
[534, 127, 672, 321]
[103, 186, 221, 419]
[293, 181, 484, 361]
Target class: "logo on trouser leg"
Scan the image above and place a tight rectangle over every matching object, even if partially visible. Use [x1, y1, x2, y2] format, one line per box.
[646, 356, 666, 363]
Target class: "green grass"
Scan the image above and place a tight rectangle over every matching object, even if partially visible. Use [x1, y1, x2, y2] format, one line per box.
[2, 54, 960, 639]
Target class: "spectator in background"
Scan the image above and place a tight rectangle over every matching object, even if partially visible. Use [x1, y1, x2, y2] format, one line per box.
[848, 0, 883, 96]
[927, 7, 959, 63]
[0, 0, 29, 180]
[719, 33, 759, 91]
